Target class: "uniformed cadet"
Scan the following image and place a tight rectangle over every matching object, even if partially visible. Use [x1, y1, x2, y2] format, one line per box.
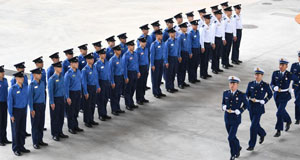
[31, 57, 47, 100]
[81, 53, 100, 128]
[105, 36, 116, 60]
[232, 4, 243, 65]
[163, 18, 174, 42]
[117, 33, 128, 57]
[197, 8, 206, 28]
[135, 37, 150, 105]
[222, 76, 249, 160]
[174, 13, 183, 34]
[28, 68, 48, 149]
[210, 5, 219, 24]
[164, 27, 180, 93]
[95, 48, 112, 121]
[290, 51, 300, 124]
[200, 14, 213, 79]
[48, 61, 69, 141]
[222, 6, 237, 69]
[78, 44, 88, 70]
[122, 40, 140, 110]
[185, 11, 194, 32]
[271, 58, 299, 137]
[246, 67, 273, 151]
[64, 56, 84, 134]
[220, 1, 229, 18]
[211, 9, 225, 74]
[92, 41, 102, 62]
[8, 71, 30, 156]
[150, 21, 161, 43]
[62, 48, 74, 75]
[150, 29, 166, 98]
[47, 52, 60, 80]
[188, 20, 201, 84]
[0, 65, 12, 146]
[177, 22, 192, 89]
[109, 46, 126, 115]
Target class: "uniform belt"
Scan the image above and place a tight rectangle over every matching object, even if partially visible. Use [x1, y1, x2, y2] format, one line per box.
[215, 36, 222, 39]
[225, 109, 235, 114]
[278, 88, 289, 92]
[250, 98, 263, 103]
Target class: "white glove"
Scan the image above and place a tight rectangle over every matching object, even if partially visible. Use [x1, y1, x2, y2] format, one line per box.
[222, 105, 227, 111]
[274, 86, 279, 92]
[235, 109, 241, 115]
[260, 100, 265, 105]
[289, 88, 294, 94]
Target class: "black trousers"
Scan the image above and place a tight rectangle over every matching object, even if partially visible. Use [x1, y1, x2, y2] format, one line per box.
[50, 97, 65, 137]
[136, 65, 148, 102]
[111, 76, 124, 112]
[177, 51, 189, 86]
[232, 29, 242, 61]
[212, 37, 223, 71]
[222, 33, 233, 66]
[98, 80, 110, 116]
[66, 91, 81, 130]
[151, 59, 163, 96]
[11, 107, 26, 152]
[31, 103, 45, 145]
[0, 102, 8, 143]
[125, 71, 137, 106]
[188, 48, 200, 81]
[200, 43, 211, 77]
[165, 56, 178, 90]
[83, 85, 96, 124]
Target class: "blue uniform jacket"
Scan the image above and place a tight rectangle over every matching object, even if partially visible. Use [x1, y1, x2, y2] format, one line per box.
[109, 55, 124, 84]
[28, 80, 46, 111]
[8, 84, 28, 117]
[163, 37, 181, 64]
[64, 68, 82, 99]
[81, 64, 100, 95]
[0, 78, 8, 102]
[122, 50, 140, 79]
[48, 73, 65, 105]
[150, 40, 165, 67]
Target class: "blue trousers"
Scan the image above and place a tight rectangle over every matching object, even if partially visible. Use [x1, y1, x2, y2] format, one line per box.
[200, 43, 211, 77]
[125, 71, 137, 106]
[188, 48, 200, 82]
[275, 101, 291, 131]
[111, 75, 123, 112]
[222, 33, 233, 66]
[0, 102, 8, 143]
[83, 85, 96, 124]
[177, 51, 189, 86]
[248, 112, 266, 148]
[11, 107, 27, 152]
[136, 65, 148, 102]
[165, 56, 178, 90]
[232, 29, 242, 61]
[151, 59, 163, 96]
[98, 80, 110, 116]
[31, 103, 45, 145]
[50, 97, 65, 137]
[225, 123, 240, 157]
[66, 91, 81, 130]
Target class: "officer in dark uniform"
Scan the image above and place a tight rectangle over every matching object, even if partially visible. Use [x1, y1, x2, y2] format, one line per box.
[8, 71, 30, 156]
[28, 68, 48, 149]
[78, 44, 88, 71]
[47, 52, 60, 80]
[150, 21, 161, 43]
[290, 51, 300, 124]
[48, 61, 69, 141]
[222, 76, 249, 160]
[246, 67, 273, 151]
[92, 41, 102, 62]
[0, 65, 12, 146]
[62, 48, 74, 75]
[271, 58, 298, 137]
[64, 56, 84, 134]
[135, 37, 150, 105]
[106, 36, 116, 60]
[188, 20, 201, 83]
[117, 33, 128, 57]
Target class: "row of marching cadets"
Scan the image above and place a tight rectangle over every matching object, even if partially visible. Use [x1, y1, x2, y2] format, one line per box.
[0, 1, 246, 157]
[222, 54, 300, 160]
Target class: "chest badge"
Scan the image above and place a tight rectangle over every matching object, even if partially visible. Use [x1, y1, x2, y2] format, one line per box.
[261, 88, 264, 91]
[130, 57, 133, 60]
[17, 91, 20, 94]
[89, 72, 92, 75]
[236, 97, 239, 101]
[56, 79, 59, 82]
[194, 35, 197, 38]
[101, 66, 104, 69]
[72, 74, 75, 77]
[82, 61, 85, 64]
[171, 44, 174, 47]
[183, 38, 186, 41]
[158, 45, 161, 48]
[141, 52, 144, 55]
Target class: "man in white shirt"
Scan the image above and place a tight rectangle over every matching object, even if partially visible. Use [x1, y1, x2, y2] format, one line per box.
[232, 4, 243, 65]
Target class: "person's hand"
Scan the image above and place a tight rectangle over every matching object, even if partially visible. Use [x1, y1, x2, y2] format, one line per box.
[31, 110, 35, 118]
[165, 63, 169, 69]
[189, 54, 193, 59]
[137, 73, 141, 79]
[233, 36, 237, 41]
[178, 57, 182, 63]
[11, 117, 15, 123]
[151, 66, 155, 71]
[212, 43, 216, 50]
[260, 100, 265, 105]
[274, 86, 279, 92]
[85, 94, 89, 100]
[223, 40, 227, 46]
[51, 104, 55, 110]
[201, 48, 205, 53]
[289, 88, 294, 94]
[67, 98, 72, 106]
[97, 88, 101, 93]
[235, 109, 241, 115]
[125, 78, 129, 84]
[222, 105, 227, 111]
[111, 83, 116, 89]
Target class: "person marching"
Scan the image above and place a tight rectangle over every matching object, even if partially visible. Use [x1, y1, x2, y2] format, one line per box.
[290, 51, 300, 124]
[245, 67, 273, 151]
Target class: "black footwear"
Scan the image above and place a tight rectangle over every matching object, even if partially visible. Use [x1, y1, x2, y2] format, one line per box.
[259, 136, 265, 144]
[79, 109, 84, 113]
[295, 120, 300, 124]
[206, 74, 212, 78]
[126, 106, 134, 111]
[172, 88, 178, 92]
[195, 79, 201, 82]
[99, 116, 106, 121]
[238, 60, 243, 63]
[159, 93, 166, 97]
[20, 148, 30, 153]
[143, 99, 149, 103]
[189, 80, 196, 84]
[154, 94, 161, 98]
[137, 101, 144, 105]
[236, 147, 242, 158]
[68, 129, 77, 134]
[217, 69, 224, 72]
[75, 127, 84, 132]
[117, 110, 126, 114]
[0, 142, 5, 146]
[132, 105, 139, 109]
[43, 128, 47, 131]
[167, 89, 175, 93]
[274, 130, 281, 137]
[53, 136, 60, 141]
[59, 133, 69, 138]
[14, 151, 21, 156]
[146, 86, 151, 90]
[246, 147, 254, 151]
[33, 144, 40, 149]
[223, 65, 229, 69]
[39, 141, 48, 146]
[200, 76, 207, 79]
[112, 111, 119, 116]
[230, 156, 235, 160]
[104, 115, 112, 119]
[85, 123, 93, 128]
[232, 61, 239, 65]
[91, 121, 99, 125]
[178, 85, 184, 89]
[183, 83, 190, 87]
[228, 64, 233, 67]
[3, 139, 12, 144]
[25, 132, 31, 137]
[285, 122, 292, 131]
[212, 70, 218, 74]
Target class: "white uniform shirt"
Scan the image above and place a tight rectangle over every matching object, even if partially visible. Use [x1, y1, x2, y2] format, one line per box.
[211, 19, 225, 43]
[233, 14, 243, 29]
[200, 23, 213, 48]
[222, 15, 237, 36]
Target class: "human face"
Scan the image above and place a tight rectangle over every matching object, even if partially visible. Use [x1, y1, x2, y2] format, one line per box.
[142, 29, 149, 35]
[254, 73, 263, 82]
[229, 82, 238, 91]
[54, 67, 62, 74]
[71, 62, 78, 69]
[87, 58, 94, 65]
[279, 64, 288, 72]
[180, 27, 187, 33]
[16, 77, 24, 85]
[128, 45, 135, 52]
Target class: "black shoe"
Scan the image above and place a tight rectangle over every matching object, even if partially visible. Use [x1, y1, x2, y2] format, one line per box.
[230, 156, 235, 160]
[137, 101, 144, 105]
[200, 76, 207, 79]
[75, 127, 84, 132]
[117, 110, 126, 114]
[172, 88, 178, 92]
[0, 142, 5, 146]
[143, 99, 149, 103]
[228, 64, 234, 67]
[178, 85, 184, 89]
[236, 147, 242, 158]
[189, 80, 196, 84]
[232, 61, 239, 65]
[223, 65, 229, 69]
[43, 128, 47, 131]
[238, 60, 243, 63]
[259, 136, 265, 144]
[91, 121, 99, 125]
[112, 111, 119, 116]
[206, 74, 212, 78]
[183, 83, 190, 87]
[25, 132, 31, 137]
[212, 70, 218, 74]
[246, 147, 254, 151]
[217, 69, 224, 72]
[132, 105, 139, 109]
[159, 93, 166, 97]
[285, 122, 291, 131]
[85, 123, 93, 128]
[14, 151, 21, 156]
[99, 116, 106, 121]
[3, 139, 12, 144]
[68, 129, 77, 134]
[52, 136, 60, 141]
[154, 94, 161, 98]
[167, 89, 175, 93]
[195, 79, 201, 82]
[33, 144, 40, 149]
[39, 141, 48, 146]
[59, 133, 69, 138]
[274, 130, 281, 137]
[295, 120, 300, 125]
[146, 86, 151, 90]
[20, 148, 30, 153]
[126, 106, 134, 111]
[104, 115, 111, 119]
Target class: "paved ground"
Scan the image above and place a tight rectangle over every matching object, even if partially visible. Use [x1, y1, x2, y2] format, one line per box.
[0, 0, 300, 160]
